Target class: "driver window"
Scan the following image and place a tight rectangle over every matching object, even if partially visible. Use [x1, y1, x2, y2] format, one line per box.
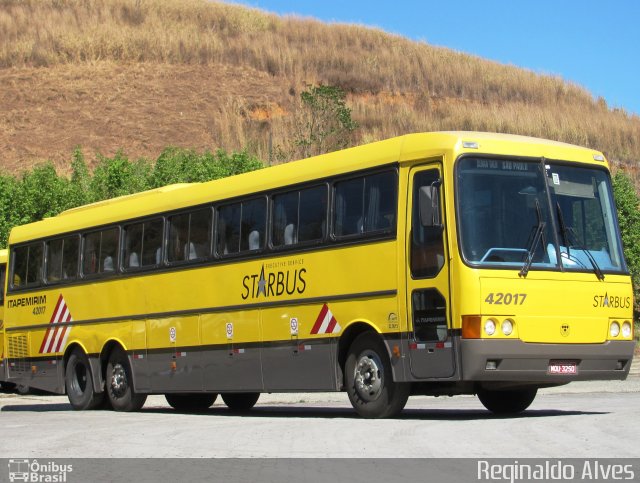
[411, 169, 444, 278]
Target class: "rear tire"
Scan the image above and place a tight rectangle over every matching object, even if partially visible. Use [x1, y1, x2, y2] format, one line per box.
[345, 332, 409, 419]
[105, 347, 147, 412]
[221, 392, 260, 412]
[165, 393, 217, 411]
[65, 348, 105, 410]
[16, 384, 30, 395]
[477, 387, 537, 414]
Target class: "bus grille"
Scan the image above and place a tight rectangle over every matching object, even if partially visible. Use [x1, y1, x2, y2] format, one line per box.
[8, 334, 29, 373]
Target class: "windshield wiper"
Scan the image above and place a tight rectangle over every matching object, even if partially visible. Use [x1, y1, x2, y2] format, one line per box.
[555, 203, 605, 281]
[519, 199, 546, 278]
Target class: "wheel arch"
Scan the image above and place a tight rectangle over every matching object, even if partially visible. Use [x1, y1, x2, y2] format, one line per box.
[337, 321, 381, 385]
[62, 341, 89, 366]
[62, 341, 103, 394]
[99, 338, 129, 391]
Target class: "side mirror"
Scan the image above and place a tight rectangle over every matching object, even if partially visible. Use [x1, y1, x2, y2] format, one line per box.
[419, 180, 442, 227]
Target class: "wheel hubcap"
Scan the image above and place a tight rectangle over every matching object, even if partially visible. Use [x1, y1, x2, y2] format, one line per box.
[354, 351, 383, 401]
[110, 363, 128, 398]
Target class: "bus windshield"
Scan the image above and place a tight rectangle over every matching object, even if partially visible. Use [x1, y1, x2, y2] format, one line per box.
[456, 157, 626, 274]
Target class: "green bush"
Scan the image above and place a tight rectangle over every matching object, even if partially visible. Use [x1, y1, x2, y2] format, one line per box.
[0, 147, 263, 246]
[612, 171, 640, 321]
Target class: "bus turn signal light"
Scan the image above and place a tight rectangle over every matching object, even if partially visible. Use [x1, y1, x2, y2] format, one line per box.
[462, 315, 482, 338]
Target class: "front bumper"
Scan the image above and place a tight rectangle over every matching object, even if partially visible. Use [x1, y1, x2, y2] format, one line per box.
[461, 339, 635, 382]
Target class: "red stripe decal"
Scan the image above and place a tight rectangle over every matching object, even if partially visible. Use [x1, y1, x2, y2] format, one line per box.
[326, 316, 337, 334]
[311, 304, 329, 334]
[39, 294, 64, 353]
[54, 326, 69, 353]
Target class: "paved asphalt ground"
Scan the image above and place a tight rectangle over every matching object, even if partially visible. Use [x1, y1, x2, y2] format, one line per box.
[0, 358, 638, 460]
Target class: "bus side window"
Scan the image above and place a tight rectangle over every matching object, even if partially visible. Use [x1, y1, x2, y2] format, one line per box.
[46, 238, 64, 281]
[0, 263, 5, 303]
[101, 228, 119, 272]
[298, 186, 327, 242]
[241, 198, 266, 252]
[188, 208, 213, 259]
[142, 219, 163, 266]
[334, 178, 364, 237]
[12, 243, 43, 288]
[26, 244, 43, 285]
[167, 213, 190, 262]
[217, 203, 241, 255]
[82, 232, 100, 275]
[364, 171, 396, 232]
[83, 228, 119, 275]
[46, 235, 79, 283]
[124, 219, 163, 269]
[62, 236, 79, 280]
[12, 247, 28, 287]
[334, 171, 397, 238]
[272, 191, 298, 247]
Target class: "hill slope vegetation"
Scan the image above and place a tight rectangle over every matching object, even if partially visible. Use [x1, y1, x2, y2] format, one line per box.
[0, 0, 638, 178]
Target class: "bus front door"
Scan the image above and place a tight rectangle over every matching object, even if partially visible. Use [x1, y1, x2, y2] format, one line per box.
[406, 165, 455, 379]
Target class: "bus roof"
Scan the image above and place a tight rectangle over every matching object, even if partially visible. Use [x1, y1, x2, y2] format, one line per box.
[8, 131, 607, 244]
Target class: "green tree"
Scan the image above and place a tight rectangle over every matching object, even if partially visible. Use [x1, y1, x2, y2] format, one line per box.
[150, 147, 263, 187]
[69, 147, 91, 206]
[612, 171, 640, 321]
[293, 84, 358, 158]
[0, 174, 21, 246]
[90, 151, 151, 201]
[18, 162, 74, 221]
[0, 147, 264, 247]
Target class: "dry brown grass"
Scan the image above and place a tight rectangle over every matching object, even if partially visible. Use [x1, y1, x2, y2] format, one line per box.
[0, 0, 639, 179]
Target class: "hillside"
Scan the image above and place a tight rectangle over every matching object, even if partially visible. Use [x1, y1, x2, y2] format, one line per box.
[1, 0, 639, 179]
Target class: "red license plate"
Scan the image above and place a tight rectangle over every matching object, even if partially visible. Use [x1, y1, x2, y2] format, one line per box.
[548, 361, 578, 375]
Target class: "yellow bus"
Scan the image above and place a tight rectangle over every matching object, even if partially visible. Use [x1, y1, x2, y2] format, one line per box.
[2, 132, 635, 418]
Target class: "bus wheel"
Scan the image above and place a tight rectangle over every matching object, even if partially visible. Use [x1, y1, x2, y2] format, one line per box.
[165, 393, 217, 411]
[221, 392, 260, 412]
[16, 384, 30, 395]
[65, 348, 105, 410]
[345, 332, 409, 419]
[106, 347, 147, 412]
[477, 387, 537, 414]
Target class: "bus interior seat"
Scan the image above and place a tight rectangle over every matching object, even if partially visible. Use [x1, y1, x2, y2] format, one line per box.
[248, 230, 260, 250]
[284, 223, 297, 245]
[129, 252, 140, 268]
[185, 242, 197, 260]
[103, 256, 114, 272]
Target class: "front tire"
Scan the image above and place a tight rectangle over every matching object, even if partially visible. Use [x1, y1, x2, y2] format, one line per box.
[345, 332, 409, 419]
[221, 392, 260, 412]
[477, 387, 537, 414]
[65, 348, 105, 410]
[105, 347, 147, 412]
[165, 393, 217, 411]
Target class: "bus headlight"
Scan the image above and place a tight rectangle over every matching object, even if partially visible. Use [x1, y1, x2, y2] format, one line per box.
[501, 319, 513, 336]
[484, 319, 496, 336]
[621, 321, 632, 338]
[610, 321, 620, 338]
